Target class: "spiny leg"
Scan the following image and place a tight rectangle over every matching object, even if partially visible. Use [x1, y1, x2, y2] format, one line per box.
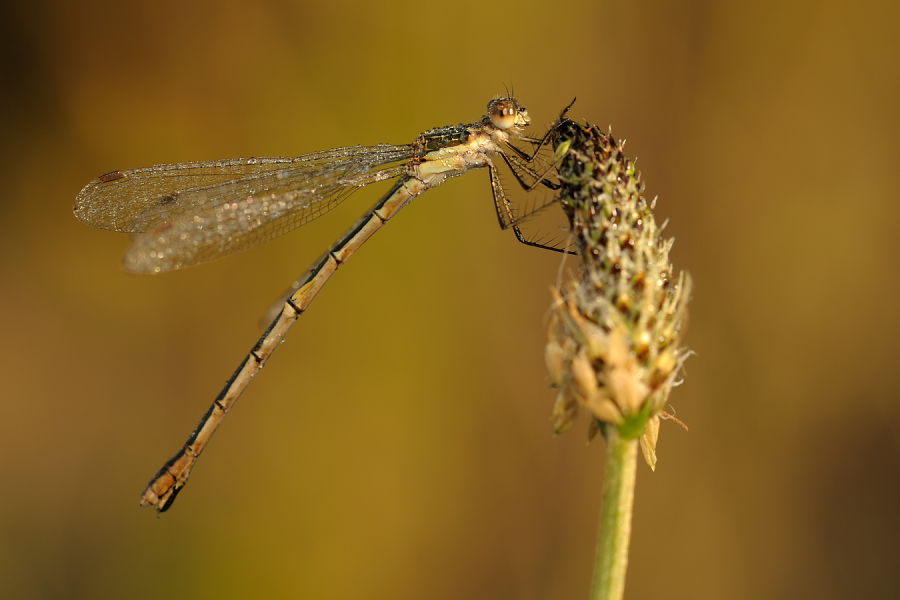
[489, 162, 574, 255]
[505, 97, 578, 163]
[499, 149, 562, 193]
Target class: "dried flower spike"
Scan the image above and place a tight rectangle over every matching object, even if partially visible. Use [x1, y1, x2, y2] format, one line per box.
[544, 117, 691, 469]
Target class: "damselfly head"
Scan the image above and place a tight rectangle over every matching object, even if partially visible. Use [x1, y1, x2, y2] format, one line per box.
[487, 96, 530, 130]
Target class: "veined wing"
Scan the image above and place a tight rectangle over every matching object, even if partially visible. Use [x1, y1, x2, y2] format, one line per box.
[73, 145, 414, 272]
[75, 145, 413, 233]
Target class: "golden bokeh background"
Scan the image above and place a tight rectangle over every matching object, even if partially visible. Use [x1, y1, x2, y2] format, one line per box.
[1, 0, 898, 598]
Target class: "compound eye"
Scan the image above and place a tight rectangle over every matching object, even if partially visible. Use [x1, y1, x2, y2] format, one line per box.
[488, 98, 527, 129]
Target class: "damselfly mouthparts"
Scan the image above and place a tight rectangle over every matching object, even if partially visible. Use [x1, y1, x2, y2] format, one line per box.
[75, 96, 562, 513]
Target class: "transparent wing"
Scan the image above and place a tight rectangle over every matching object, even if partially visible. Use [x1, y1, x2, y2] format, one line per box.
[74, 144, 413, 272]
[75, 145, 413, 233]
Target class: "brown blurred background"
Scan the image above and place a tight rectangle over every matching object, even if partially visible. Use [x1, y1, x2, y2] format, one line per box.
[1, 0, 898, 598]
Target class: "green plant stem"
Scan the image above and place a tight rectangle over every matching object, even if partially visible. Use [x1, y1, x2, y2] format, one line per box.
[590, 426, 639, 600]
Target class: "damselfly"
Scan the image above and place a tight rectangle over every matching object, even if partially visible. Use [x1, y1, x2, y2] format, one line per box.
[75, 96, 563, 513]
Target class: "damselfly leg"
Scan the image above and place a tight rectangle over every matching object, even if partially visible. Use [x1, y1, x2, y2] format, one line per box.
[486, 98, 581, 254]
